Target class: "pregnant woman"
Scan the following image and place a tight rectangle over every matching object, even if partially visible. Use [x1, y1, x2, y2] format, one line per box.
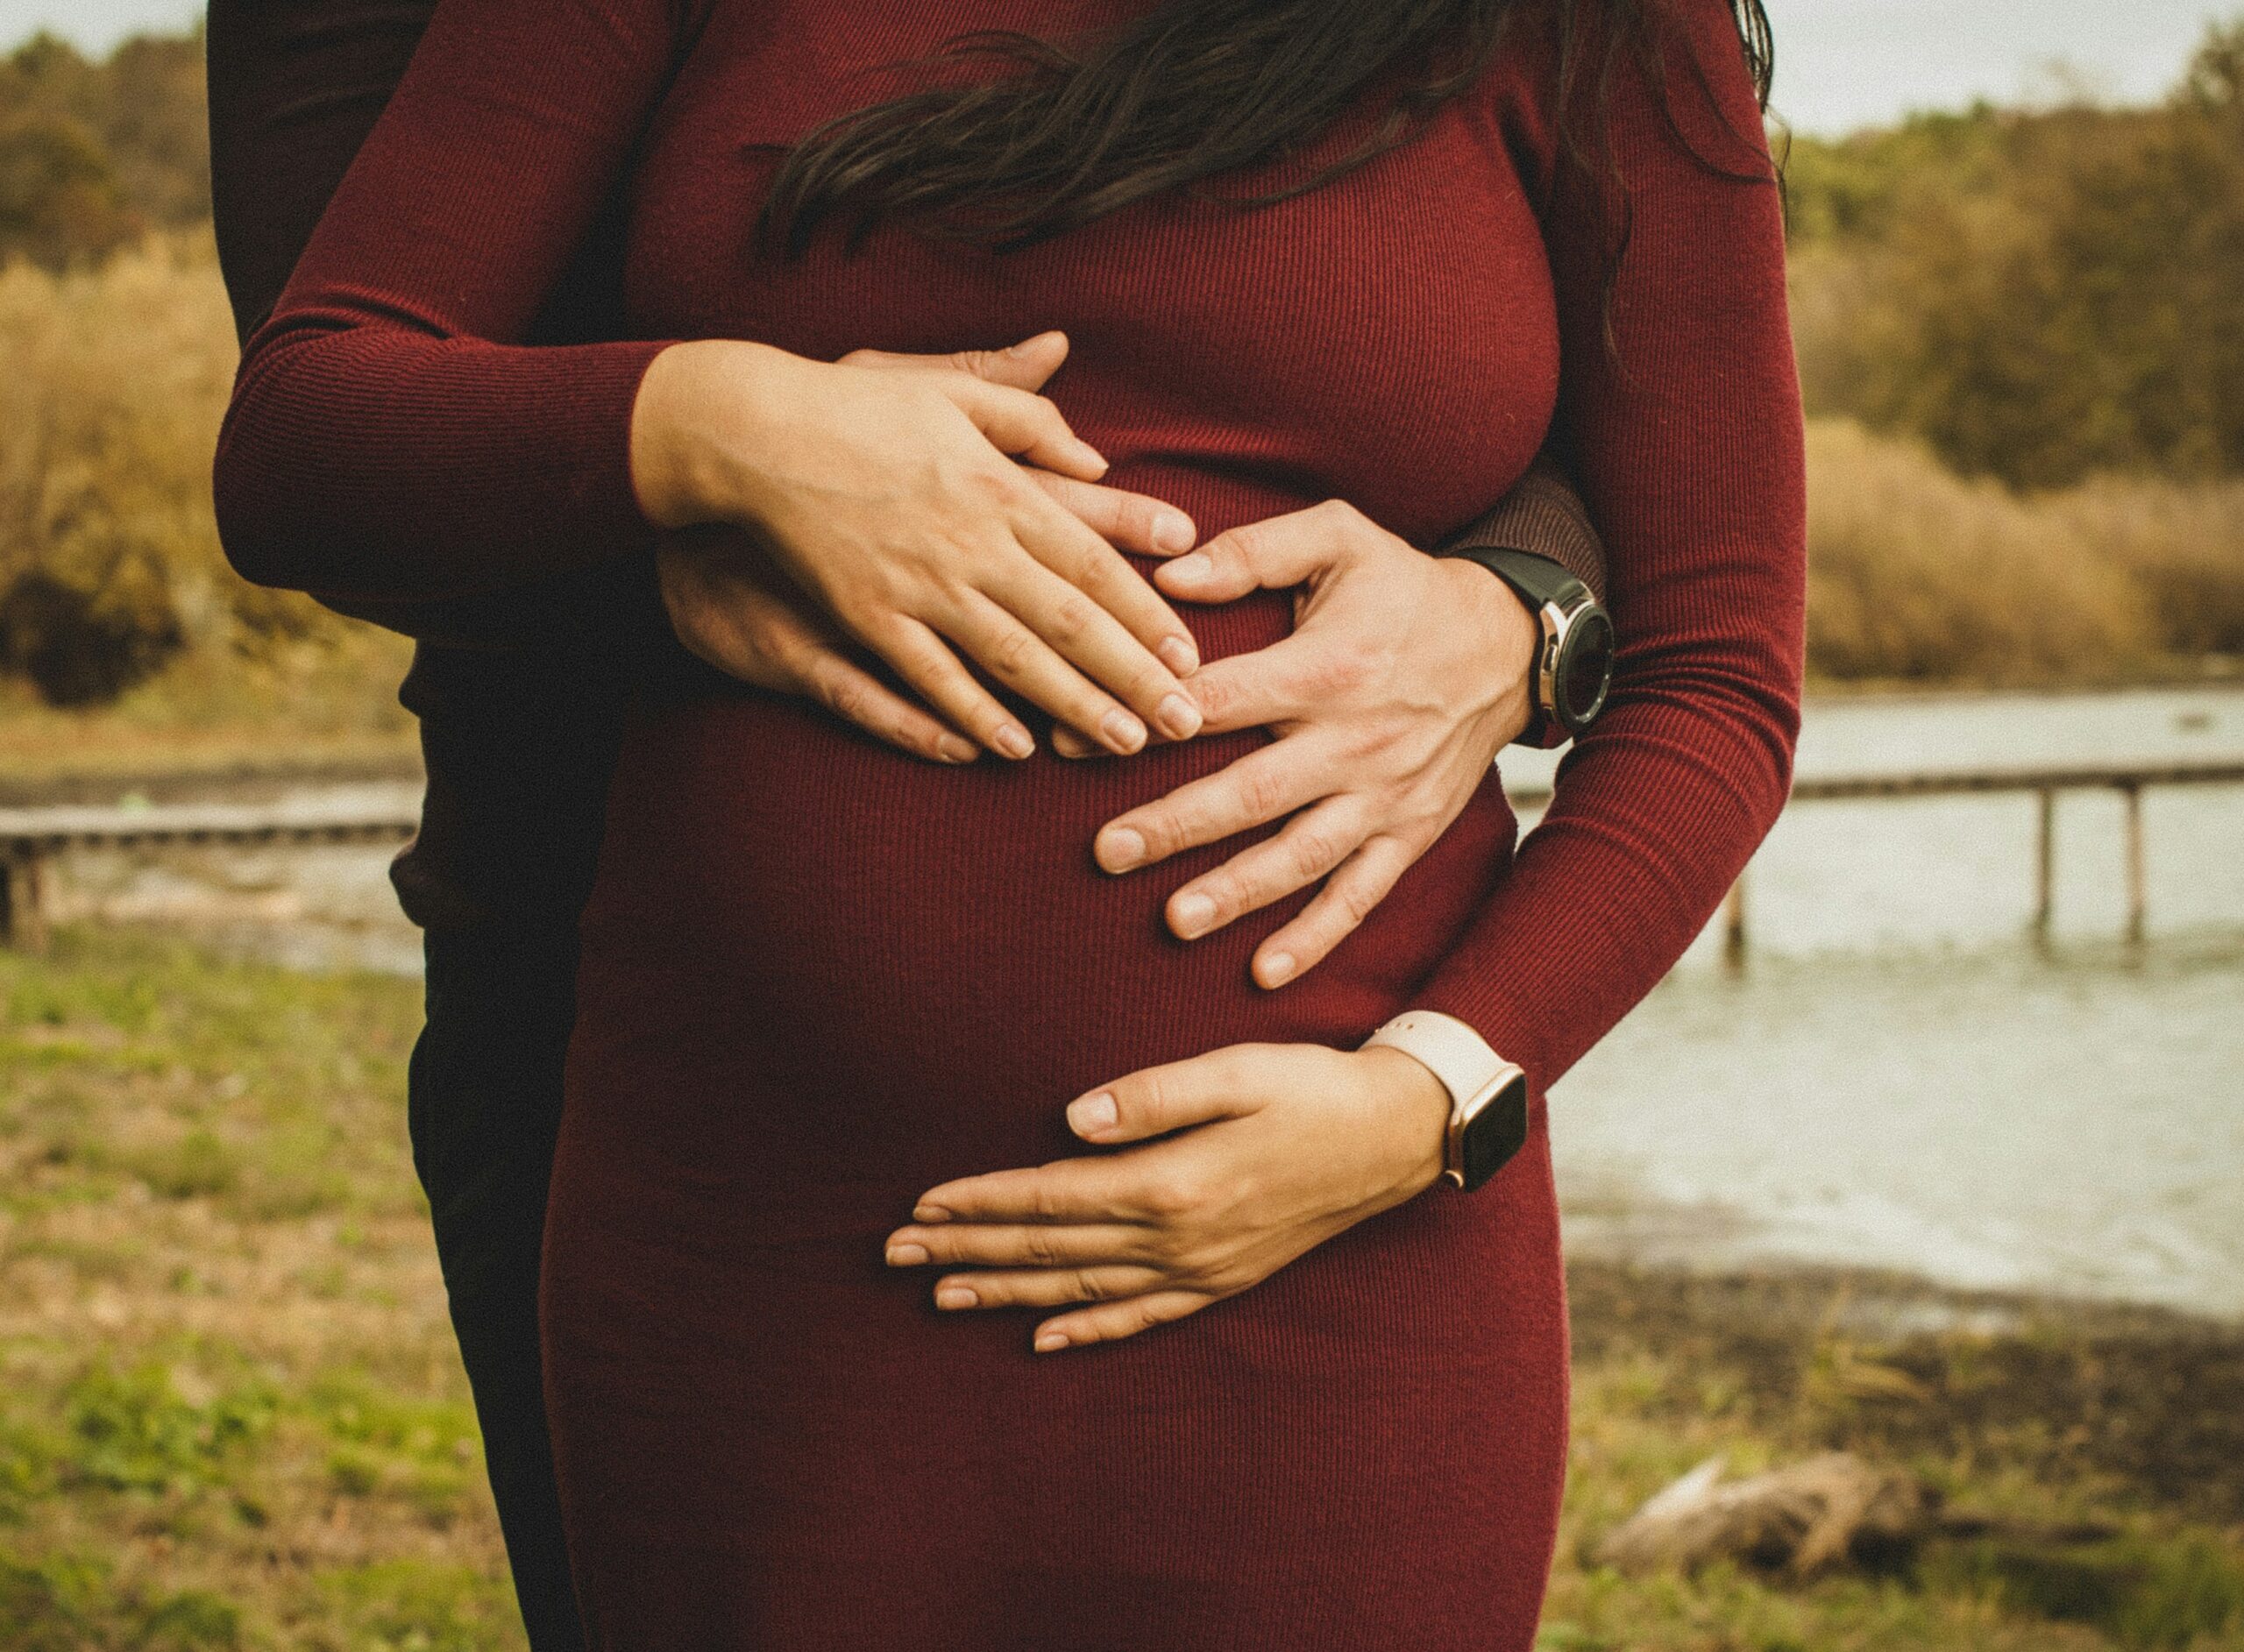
[216, 0, 1804, 1643]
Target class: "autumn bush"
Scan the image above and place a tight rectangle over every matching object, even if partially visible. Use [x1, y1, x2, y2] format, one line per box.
[0, 232, 371, 714]
[1806, 419, 2244, 685]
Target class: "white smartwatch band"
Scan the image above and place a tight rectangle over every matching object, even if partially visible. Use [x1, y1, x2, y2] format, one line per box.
[1360, 1010, 1526, 1189]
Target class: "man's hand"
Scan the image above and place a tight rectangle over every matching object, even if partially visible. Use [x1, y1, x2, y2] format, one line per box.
[1071, 500, 1538, 987]
[655, 333, 1199, 763]
[883, 1040, 1452, 1352]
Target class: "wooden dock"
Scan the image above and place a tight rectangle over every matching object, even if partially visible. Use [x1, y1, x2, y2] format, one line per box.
[0, 798, 417, 953]
[3, 757, 2241, 956]
[1503, 755, 2244, 965]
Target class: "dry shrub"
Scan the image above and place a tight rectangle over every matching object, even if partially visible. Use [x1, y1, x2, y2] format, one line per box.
[2057, 473, 2244, 658]
[0, 230, 345, 708]
[1802, 419, 2244, 685]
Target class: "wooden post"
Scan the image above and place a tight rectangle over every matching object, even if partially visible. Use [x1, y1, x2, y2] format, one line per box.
[1, 850, 50, 954]
[1722, 870, 1749, 974]
[2121, 783, 2147, 947]
[2033, 787, 2056, 947]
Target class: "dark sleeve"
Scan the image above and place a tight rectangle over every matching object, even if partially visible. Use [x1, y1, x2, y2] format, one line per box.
[210, 0, 685, 608]
[1436, 450, 1608, 605]
[206, 0, 437, 349]
[1411, 0, 1807, 1089]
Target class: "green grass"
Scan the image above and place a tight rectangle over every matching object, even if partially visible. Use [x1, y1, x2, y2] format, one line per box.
[3, 927, 2240, 1649]
[0, 928, 519, 1648]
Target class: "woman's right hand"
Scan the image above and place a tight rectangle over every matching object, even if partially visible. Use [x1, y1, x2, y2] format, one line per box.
[630, 330, 1206, 759]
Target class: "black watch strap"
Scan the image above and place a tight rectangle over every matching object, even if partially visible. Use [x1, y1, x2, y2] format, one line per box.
[1437, 545, 1590, 614]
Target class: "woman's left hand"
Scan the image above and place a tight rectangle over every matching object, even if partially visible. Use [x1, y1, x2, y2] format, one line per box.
[1060, 500, 1538, 989]
[883, 1041, 1452, 1352]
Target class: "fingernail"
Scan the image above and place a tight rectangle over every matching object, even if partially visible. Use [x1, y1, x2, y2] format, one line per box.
[938, 735, 978, 764]
[1097, 826, 1146, 873]
[994, 723, 1034, 760]
[1034, 1330, 1069, 1353]
[1153, 512, 1197, 555]
[1172, 891, 1216, 938]
[886, 1243, 930, 1266]
[1010, 330, 1061, 356]
[1101, 709, 1147, 754]
[1069, 1092, 1118, 1138]
[1155, 692, 1203, 741]
[913, 1204, 952, 1224]
[1258, 952, 1296, 989]
[1167, 551, 1212, 584]
[1158, 635, 1200, 677]
[934, 1284, 978, 1310]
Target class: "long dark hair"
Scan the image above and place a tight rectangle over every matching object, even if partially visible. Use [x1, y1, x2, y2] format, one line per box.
[756, 0, 1774, 259]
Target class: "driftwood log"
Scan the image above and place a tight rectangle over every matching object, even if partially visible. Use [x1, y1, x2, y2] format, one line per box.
[1594, 1453, 1929, 1578]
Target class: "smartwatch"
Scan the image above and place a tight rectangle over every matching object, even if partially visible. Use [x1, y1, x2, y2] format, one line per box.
[1360, 1011, 1530, 1192]
[1438, 547, 1616, 743]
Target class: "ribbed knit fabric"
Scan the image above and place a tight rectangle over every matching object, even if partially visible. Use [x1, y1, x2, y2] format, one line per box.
[212, 1, 1804, 1646]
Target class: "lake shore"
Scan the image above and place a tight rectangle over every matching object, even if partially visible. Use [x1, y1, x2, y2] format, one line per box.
[2, 930, 2240, 1648]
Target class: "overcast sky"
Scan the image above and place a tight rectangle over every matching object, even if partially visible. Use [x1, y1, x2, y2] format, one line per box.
[1, 0, 2232, 136]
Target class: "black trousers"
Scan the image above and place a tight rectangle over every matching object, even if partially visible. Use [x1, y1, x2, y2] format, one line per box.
[390, 639, 649, 1652]
[408, 918, 587, 1651]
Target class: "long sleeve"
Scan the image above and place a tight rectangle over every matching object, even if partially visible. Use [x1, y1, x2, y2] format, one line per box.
[211, 0, 687, 606]
[1414, 0, 1807, 1088]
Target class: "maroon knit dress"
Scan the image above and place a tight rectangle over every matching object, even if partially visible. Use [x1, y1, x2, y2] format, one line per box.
[216, 0, 1804, 1643]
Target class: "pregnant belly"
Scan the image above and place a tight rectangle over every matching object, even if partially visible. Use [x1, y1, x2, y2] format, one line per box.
[568, 585, 1517, 1209]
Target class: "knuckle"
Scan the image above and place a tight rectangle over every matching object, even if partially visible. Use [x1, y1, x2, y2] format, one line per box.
[1047, 592, 1097, 645]
[821, 673, 869, 723]
[1238, 765, 1287, 821]
[1069, 1268, 1108, 1302]
[989, 625, 1037, 678]
[1308, 642, 1380, 699]
[1160, 1170, 1210, 1216]
[1288, 826, 1341, 882]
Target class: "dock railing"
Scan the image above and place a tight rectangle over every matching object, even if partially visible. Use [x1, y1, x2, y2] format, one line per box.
[1506, 755, 2244, 966]
[3, 756, 2242, 958]
[0, 798, 418, 953]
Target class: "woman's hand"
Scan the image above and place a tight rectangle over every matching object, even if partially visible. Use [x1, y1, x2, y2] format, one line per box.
[656, 337, 1219, 766]
[1070, 500, 1537, 987]
[631, 329, 1205, 760]
[883, 1041, 1451, 1352]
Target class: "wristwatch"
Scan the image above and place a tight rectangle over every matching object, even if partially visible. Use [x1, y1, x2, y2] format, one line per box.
[1438, 546, 1616, 744]
[1360, 1010, 1530, 1192]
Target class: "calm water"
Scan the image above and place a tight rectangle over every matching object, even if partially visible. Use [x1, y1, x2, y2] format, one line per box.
[32, 686, 2244, 1317]
[1509, 685, 2244, 1320]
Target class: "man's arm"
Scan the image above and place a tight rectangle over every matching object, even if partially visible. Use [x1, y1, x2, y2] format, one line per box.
[1438, 450, 1607, 605]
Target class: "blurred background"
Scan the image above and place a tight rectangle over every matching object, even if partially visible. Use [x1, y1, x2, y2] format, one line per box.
[0, 1, 2238, 1648]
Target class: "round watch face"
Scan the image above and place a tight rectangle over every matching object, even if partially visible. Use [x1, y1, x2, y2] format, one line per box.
[1555, 608, 1616, 732]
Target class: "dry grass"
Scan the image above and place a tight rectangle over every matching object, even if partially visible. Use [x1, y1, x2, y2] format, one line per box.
[0, 234, 413, 788]
[1807, 418, 2244, 687]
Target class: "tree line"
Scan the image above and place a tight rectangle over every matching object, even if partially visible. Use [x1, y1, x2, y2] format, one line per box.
[1786, 20, 2244, 493]
[0, 29, 209, 274]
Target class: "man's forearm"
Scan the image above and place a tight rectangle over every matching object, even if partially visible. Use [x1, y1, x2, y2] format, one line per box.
[1437, 450, 1607, 605]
